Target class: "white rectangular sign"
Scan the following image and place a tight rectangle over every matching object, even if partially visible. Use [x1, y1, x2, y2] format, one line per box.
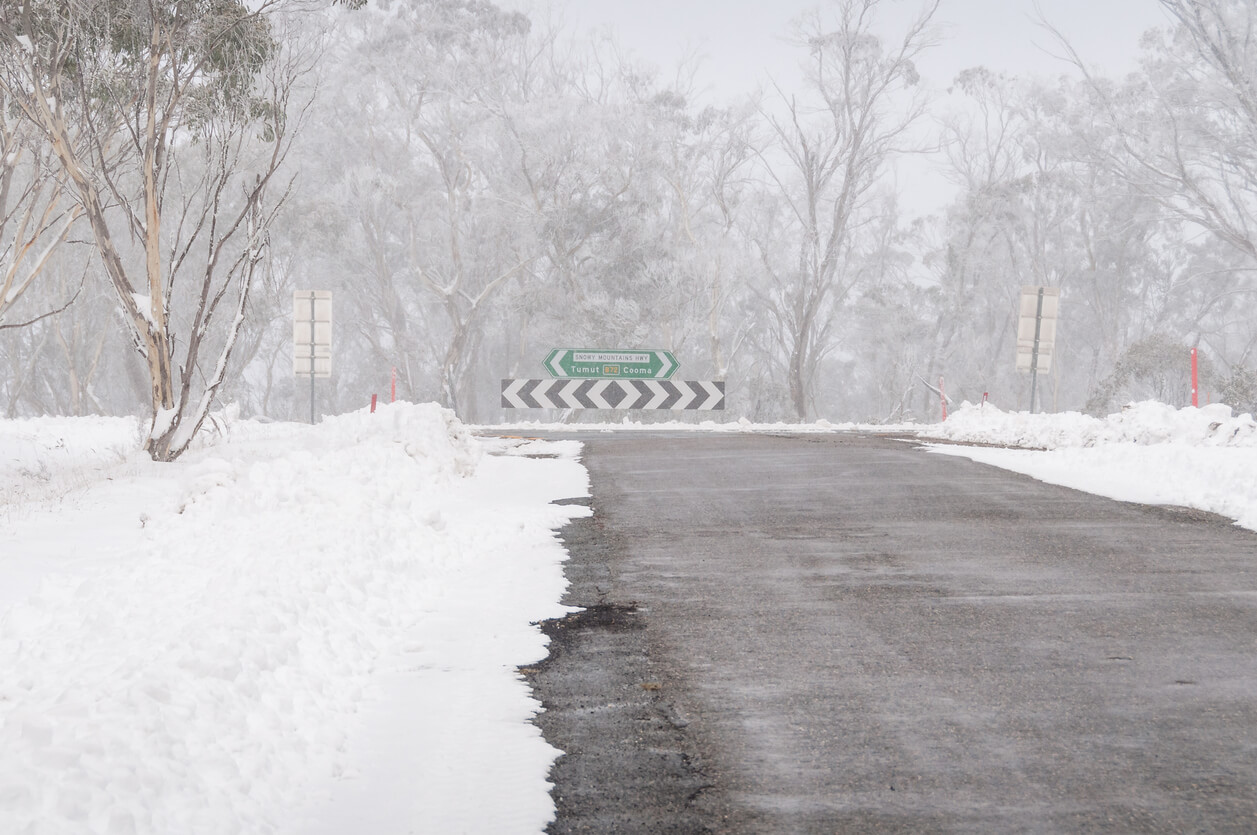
[1015, 286, 1059, 373]
[294, 291, 332, 378]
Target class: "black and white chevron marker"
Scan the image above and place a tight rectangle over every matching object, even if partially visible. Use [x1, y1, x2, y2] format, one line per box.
[501, 379, 725, 410]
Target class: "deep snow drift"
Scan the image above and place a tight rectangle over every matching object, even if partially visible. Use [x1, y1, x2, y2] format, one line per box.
[0, 404, 587, 834]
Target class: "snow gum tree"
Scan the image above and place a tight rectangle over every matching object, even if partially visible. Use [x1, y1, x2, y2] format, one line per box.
[0, 86, 81, 329]
[300, 0, 538, 416]
[0, 0, 306, 460]
[1048, 0, 1257, 404]
[1110, 0, 1257, 263]
[754, 0, 938, 420]
[930, 68, 1204, 414]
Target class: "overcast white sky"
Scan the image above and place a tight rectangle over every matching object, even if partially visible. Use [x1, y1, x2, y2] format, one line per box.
[501, 0, 1172, 102]
[496, 0, 1173, 215]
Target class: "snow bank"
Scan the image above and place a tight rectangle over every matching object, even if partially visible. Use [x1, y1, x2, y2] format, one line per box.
[921, 401, 1257, 532]
[923, 400, 1257, 448]
[0, 403, 587, 834]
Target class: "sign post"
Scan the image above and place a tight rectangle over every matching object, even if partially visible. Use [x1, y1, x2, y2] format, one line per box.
[1016, 286, 1060, 414]
[293, 290, 332, 423]
[1191, 347, 1199, 407]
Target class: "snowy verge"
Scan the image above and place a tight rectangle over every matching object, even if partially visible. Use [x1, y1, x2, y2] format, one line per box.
[919, 399, 1257, 449]
[0, 415, 143, 514]
[0, 403, 588, 834]
[919, 401, 1257, 532]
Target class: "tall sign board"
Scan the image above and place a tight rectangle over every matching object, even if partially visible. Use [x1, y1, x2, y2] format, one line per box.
[294, 291, 332, 422]
[1016, 286, 1060, 413]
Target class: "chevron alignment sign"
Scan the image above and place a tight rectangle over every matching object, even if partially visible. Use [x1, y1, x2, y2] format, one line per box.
[502, 379, 725, 410]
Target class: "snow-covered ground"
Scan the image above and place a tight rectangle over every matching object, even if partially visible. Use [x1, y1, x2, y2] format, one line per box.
[918, 400, 1257, 532]
[3, 398, 1255, 835]
[0, 404, 588, 834]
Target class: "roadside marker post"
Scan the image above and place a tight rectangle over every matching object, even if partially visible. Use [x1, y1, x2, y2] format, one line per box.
[939, 376, 948, 421]
[1191, 348, 1199, 407]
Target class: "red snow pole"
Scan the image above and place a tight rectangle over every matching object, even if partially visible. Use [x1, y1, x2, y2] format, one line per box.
[370, 394, 378, 413]
[391, 367, 397, 403]
[939, 375, 948, 421]
[981, 391, 988, 409]
[1191, 348, 1199, 407]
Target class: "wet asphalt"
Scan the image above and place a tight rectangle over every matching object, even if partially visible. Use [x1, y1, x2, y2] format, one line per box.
[523, 431, 1257, 834]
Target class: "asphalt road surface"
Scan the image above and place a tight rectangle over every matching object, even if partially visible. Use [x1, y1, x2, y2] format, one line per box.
[524, 431, 1257, 834]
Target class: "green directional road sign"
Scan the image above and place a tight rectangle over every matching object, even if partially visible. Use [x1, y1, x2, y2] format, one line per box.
[544, 348, 679, 379]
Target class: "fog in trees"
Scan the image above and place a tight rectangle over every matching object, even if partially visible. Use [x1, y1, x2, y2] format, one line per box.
[2, 0, 1256, 450]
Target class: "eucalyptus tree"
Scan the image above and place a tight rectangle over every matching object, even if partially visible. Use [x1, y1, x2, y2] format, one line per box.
[928, 66, 1207, 414]
[494, 41, 762, 416]
[1069, 0, 1257, 263]
[647, 97, 758, 384]
[699, 109, 759, 383]
[931, 71, 1098, 411]
[0, 0, 309, 459]
[926, 68, 1026, 411]
[523, 74, 711, 360]
[1123, 0, 1257, 389]
[496, 41, 683, 375]
[0, 89, 81, 329]
[832, 200, 926, 421]
[1041, 0, 1257, 406]
[752, 0, 938, 420]
[300, 0, 540, 417]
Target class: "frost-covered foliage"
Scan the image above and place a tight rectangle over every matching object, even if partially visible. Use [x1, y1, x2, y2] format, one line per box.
[1218, 366, 1257, 416]
[1084, 336, 1218, 416]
